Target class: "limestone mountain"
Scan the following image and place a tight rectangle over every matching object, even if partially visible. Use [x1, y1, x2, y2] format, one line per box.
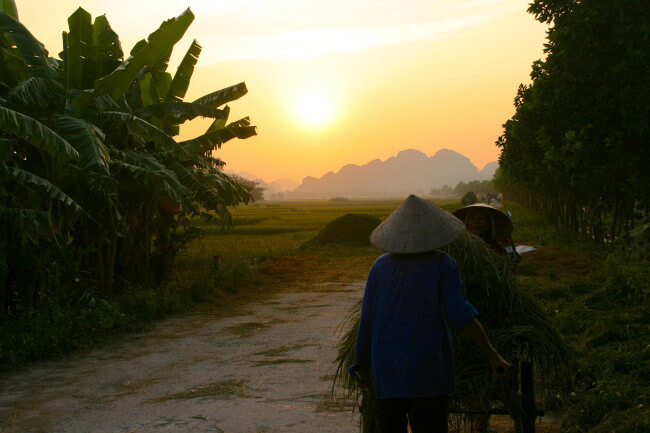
[291, 149, 496, 198]
[225, 171, 299, 195]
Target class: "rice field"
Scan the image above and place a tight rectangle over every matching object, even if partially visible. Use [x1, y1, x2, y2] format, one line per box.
[2, 198, 646, 432]
[177, 198, 647, 433]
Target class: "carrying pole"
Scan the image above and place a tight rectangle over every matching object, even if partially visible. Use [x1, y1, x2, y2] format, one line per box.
[521, 361, 536, 433]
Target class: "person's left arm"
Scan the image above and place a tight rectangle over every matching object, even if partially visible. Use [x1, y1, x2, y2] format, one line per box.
[441, 257, 511, 379]
[440, 258, 479, 331]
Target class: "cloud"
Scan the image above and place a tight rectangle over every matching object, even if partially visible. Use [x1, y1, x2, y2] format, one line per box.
[196, 2, 524, 63]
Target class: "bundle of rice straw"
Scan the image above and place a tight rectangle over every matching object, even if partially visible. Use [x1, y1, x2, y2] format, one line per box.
[333, 232, 570, 432]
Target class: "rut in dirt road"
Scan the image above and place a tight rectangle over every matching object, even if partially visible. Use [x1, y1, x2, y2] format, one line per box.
[0, 283, 363, 433]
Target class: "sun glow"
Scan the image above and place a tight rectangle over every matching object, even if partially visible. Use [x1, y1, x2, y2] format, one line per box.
[295, 89, 334, 128]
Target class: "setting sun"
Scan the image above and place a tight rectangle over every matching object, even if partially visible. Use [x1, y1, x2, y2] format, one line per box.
[295, 89, 334, 128]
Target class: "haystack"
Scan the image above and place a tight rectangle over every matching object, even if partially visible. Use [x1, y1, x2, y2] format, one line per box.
[461, 191, 479, 206]
[303, 214, 381, 248]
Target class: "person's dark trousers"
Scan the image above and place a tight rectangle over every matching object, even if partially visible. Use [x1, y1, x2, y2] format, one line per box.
[376, 395, 448, 433]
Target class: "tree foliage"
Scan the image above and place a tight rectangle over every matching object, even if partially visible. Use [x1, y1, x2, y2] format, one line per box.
[496, 0, 649, 242]
[454, 179, 495, 196]
[0, 7, 256, 313]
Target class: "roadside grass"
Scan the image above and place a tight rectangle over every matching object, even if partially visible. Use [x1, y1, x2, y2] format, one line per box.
[0, 199, 403, 372]
[503, 201, 649, 433]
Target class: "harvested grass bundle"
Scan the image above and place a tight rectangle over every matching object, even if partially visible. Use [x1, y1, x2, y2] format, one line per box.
[334, 232, 570, 432]
[302, 214, 382, 248]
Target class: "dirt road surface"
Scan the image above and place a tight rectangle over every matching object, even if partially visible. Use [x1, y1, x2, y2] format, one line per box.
[0, 283, 363, 433]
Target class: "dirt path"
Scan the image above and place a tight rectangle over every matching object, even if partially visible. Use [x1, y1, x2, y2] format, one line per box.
[0, 282, 363, 433]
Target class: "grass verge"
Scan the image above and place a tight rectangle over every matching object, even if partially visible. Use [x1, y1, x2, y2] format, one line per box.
[0, 200, 394, 372]
[505, 201, 649, 433]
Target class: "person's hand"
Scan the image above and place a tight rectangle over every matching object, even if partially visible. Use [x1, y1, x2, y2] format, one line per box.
[488, 353, 512, 381]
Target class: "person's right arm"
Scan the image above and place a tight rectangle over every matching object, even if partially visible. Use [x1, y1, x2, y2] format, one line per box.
[461, 317, 511, 380]
[351, 265, 377, 387]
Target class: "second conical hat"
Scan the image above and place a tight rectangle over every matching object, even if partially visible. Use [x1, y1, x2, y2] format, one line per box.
[370, 195, 465, 253]
[452, 203, 513, 240]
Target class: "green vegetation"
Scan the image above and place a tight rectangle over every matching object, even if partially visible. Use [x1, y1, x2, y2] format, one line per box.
[507, 203, 649, 433]
[497, 0, 649, 242]
[1, 195, 646, 432]
[0, 200, 399, 370]
[455, 180, 495, 196]
[493, 4, 649, 425]
[0, 5, 255, 363]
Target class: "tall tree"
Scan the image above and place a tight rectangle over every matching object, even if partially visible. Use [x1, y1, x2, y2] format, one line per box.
[497, 0, 650, 241]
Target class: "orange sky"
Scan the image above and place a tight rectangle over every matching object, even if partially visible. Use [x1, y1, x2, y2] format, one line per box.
[16, 0, 547, 182]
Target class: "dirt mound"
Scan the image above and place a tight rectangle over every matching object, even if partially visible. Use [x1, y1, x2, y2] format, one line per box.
[304, 214, 381, 248]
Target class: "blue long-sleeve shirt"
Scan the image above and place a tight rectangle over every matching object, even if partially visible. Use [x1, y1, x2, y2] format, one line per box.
[352, 251, 479, 399]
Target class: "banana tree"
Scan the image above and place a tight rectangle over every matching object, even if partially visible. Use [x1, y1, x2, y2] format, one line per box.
[0, 6, 256, 310]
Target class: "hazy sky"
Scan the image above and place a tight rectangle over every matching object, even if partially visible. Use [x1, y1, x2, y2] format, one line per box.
[16, 0, 547, 182]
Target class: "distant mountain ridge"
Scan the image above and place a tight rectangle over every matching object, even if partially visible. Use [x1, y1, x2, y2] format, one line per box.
[291, 149, 497, 198]
[225, 170, 299, 195]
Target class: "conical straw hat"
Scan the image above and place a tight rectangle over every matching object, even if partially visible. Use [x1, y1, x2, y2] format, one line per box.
[370, 195, 465, 253]
[452, 203, 513, 241]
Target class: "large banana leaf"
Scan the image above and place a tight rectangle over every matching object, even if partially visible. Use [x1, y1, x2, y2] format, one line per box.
[64, 7, 95, 90]
[168, 161, 233, 218]
[0, 13, 55, 79]
[0, 41, 29, 86]
[0, 1, 18, 20]
[76, 8, 194, 110]
[109, 148, 166, 170]
[138, 70, 172, 108]
[92, 110, 187, 156]
[109, 152, 198, 213]
[7, 77, 61, 108]
[7, 167, 82, 213]
[134, 102, 227, 124]
[0, 137, 12, 160]
[92, 14, 123, 79]
[187, 153, 226, 170]
[89, 93, 121, 112]
[202, 169, 252, 206]
[62, 11, 122, 90]
[53, 115, 109, 172]
[192, 82, 247, 108]
[179, 118, 256, 153]
[201, 105, 230, 135]
[0, 106, 79, 161]
[0, 207, 52, 246]
[139, 72, 158, 107]
[165, 39, 201, 103]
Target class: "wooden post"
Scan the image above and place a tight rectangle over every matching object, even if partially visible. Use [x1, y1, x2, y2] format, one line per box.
[521, 361, 536, 433]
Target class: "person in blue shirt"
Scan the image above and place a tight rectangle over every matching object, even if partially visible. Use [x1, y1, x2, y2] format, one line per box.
[351, 195, 510, 433]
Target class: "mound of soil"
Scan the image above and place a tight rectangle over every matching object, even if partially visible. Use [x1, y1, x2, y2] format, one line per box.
[304, 214, 382, 248]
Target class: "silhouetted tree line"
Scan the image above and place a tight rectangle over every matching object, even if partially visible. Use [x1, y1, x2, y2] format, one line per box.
[496, 0, 649, 242]
[454, 180, 495, 196]
[430, 180, 495, 197]
[230, 175, 265, 202]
